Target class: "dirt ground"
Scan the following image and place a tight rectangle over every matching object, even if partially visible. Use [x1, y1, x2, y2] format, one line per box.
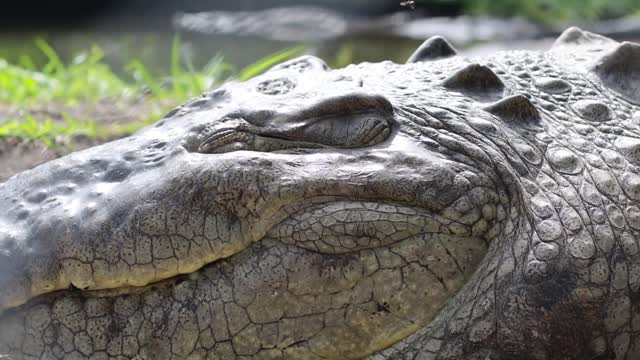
[0, 97, 169, 182]
[0, 136, 107, 182]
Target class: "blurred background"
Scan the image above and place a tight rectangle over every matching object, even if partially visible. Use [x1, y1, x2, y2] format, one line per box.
[3, 0, 640, 70]
[0, 0, 639, 180]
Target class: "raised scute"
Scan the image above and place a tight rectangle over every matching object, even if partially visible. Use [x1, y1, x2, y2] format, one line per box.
[441, 63, 504, 94]
[407, 36, 458, 63]
[484, 94, 540, 123]
[591, 42, 640, 104]
[552, 26, 616, 49]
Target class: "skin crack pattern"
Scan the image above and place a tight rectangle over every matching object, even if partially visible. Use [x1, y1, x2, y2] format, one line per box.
[0, 27, 640, 359]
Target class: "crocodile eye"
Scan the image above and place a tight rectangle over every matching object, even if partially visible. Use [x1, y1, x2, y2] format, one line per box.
[262, 93, 395, 148]
[297, 112, 391, 147]
[194, 94, 395, 154]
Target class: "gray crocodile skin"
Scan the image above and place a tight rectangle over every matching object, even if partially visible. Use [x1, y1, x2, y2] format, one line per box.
[1, 27, 639, 359]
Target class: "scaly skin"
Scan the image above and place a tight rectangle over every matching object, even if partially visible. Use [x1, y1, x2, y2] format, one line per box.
[1, 27, 639, 359]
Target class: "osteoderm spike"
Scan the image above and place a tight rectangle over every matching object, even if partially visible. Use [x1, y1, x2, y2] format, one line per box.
[484, 95, 540, 123]
[552, 26, 615, 49]
[591, 41, 640, 104]
[442, 63, 504, 94]
[407, 36, 458, 63]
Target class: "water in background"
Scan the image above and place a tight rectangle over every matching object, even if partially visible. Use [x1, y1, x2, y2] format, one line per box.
[0, 5, 637, 76]
[0, 29, 424, 76]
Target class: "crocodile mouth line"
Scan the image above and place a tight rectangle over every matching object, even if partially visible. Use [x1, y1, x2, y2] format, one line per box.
[0, 198, 491, 360]
[32, 225, 487, 305]
[18, 200, 489, 303]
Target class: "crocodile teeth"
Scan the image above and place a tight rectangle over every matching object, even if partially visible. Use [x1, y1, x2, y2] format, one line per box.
[442, 63, 504, 94]
[407, 36, 457, 63]
[591, 41, 640, 104]
[483, 94, 540, 123]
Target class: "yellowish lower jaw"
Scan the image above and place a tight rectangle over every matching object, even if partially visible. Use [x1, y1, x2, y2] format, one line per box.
[0, 228, 489, 360]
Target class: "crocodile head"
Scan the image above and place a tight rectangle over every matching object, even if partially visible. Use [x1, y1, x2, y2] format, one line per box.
[2, 28, 639, 359]
[0, 53, 507, 358]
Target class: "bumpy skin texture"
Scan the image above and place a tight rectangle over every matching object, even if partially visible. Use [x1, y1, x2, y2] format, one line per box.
[1, 27, 640, 359]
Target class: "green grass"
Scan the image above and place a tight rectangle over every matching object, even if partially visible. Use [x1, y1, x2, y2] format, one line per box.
[412, 0, 640, 25]
[459, 0, 640, 25]
[0, 37, 305, 146]
[0, 115, 145, 148]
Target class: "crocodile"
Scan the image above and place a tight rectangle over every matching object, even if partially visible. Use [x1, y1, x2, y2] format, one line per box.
[1, 27, 640, 359]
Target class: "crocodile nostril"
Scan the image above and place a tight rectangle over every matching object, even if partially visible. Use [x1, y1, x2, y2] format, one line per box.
[332, 75, 365, 87]
[256, 78, 296, 95]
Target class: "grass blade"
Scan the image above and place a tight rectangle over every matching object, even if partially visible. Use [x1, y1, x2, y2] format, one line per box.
[238, 46, 306, 81]
[35, 38, 65, 75]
